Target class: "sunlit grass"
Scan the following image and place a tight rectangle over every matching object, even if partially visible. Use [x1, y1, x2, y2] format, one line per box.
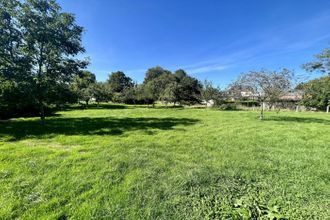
[0, 104, 329, 219]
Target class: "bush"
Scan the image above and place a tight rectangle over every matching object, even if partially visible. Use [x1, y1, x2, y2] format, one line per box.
[218, 103, 238, 111]
[0, 104, 55, 120]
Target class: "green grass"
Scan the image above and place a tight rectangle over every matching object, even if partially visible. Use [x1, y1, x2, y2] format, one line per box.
[0, 104, 329, 219]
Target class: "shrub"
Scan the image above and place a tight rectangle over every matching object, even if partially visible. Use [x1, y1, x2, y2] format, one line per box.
[218, 103, 238, 111]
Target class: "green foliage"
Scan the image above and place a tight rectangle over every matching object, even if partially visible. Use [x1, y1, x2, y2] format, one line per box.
[143, 66, 172, 83]
[141, 67, 173, 104]
[72, 71, 96, 105]
[233, 197, 286, 219]
[107, 71, 134, 93]
[298, 76, 330, 110]
[201, 80, 224, 106]
[137, 67, 202, 106]
[173, 69, 202, 105]
[0, 0, 87, 120]
[303, 48, 330, 76]
[92, 82, 112, 103]
[0, 106, 329, 218]
[159, 82, 178, 105]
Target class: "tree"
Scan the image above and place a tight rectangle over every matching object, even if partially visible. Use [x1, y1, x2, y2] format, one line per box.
[141, 81, 159, 107]
[141, 67, 174, 106]
[0, 0, 87, 121]
[303, 49, 330, 76]
[173, 69, 202, 105]
[132, 84, 153, 105]
[121, 85, 139, 104]
[173, 69, 187, 80]
[0, 0, 37, 119]
[140, 68, 202, 106]
[144, 66, 171, 83]
[201, 80, 223, 107]
[107, 71, 133, 93]
[233, 69, 292, 119]
[297, 76, 330, 110]
[160, 82, 178, 106]
[72, 71, 96, 106]
[92, 82, 112, 105]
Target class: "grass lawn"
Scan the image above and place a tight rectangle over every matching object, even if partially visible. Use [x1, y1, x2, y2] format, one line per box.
[0, 104, 329, 219]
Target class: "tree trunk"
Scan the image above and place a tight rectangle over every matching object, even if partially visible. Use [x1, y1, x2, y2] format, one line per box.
[37, 44, 45, 124]
[260, 101, 264, 120]
[39, 101, 45, 125]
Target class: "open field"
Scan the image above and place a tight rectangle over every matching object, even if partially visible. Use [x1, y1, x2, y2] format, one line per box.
[0, 105, 329, 219]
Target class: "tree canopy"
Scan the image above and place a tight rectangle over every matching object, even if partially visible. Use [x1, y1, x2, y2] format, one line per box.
[303, 49, 330, 76]
[107, 71, 134, 93]
[297, 76, 330, 110]
[0, 0, 87, 120]
[232, 69, 293, 119]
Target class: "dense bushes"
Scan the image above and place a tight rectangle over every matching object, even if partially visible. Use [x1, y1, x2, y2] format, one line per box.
[297, 76, 330, 110]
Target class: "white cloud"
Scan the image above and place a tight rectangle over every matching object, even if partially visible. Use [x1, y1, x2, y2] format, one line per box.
[186, 64, 228, 74]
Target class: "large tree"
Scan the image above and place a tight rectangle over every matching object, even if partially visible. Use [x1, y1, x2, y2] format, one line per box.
[233, 69, 292, 119]
[141, 67, 173, 106]
[22, 0, 87, 121]
[0, 0, 87, 121]
[144, 66, 172, 83]
[173, 69, 202, 105]
[297, 76, 330, 111]
[0, 0, 36, 119]
[107, 71, 133, 93]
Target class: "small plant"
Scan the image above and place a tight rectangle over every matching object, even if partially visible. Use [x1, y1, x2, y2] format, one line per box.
[233, 197, 287, 219]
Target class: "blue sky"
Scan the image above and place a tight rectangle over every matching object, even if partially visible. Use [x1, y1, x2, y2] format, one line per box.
[58, 0, 330, 87]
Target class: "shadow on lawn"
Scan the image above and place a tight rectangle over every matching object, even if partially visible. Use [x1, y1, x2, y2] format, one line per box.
[264, 116, 330, 125]
[0, 117, 200, 141]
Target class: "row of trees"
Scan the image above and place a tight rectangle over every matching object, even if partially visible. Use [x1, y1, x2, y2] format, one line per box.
[76, 60, 329, 122]
[1, 0, 329, 121]
[113, 67, 203, 106]
[74, 67, 205, 107]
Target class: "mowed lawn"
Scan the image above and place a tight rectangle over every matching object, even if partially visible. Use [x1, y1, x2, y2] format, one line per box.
[0, 105, 329, 219]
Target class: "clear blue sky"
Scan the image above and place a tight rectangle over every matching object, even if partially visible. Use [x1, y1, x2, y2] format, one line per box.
[58, 0, 330, 87]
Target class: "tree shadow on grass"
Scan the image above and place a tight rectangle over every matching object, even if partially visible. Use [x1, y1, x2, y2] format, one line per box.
[0, 117, 200, 141]
[264, 116, 330, 125]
